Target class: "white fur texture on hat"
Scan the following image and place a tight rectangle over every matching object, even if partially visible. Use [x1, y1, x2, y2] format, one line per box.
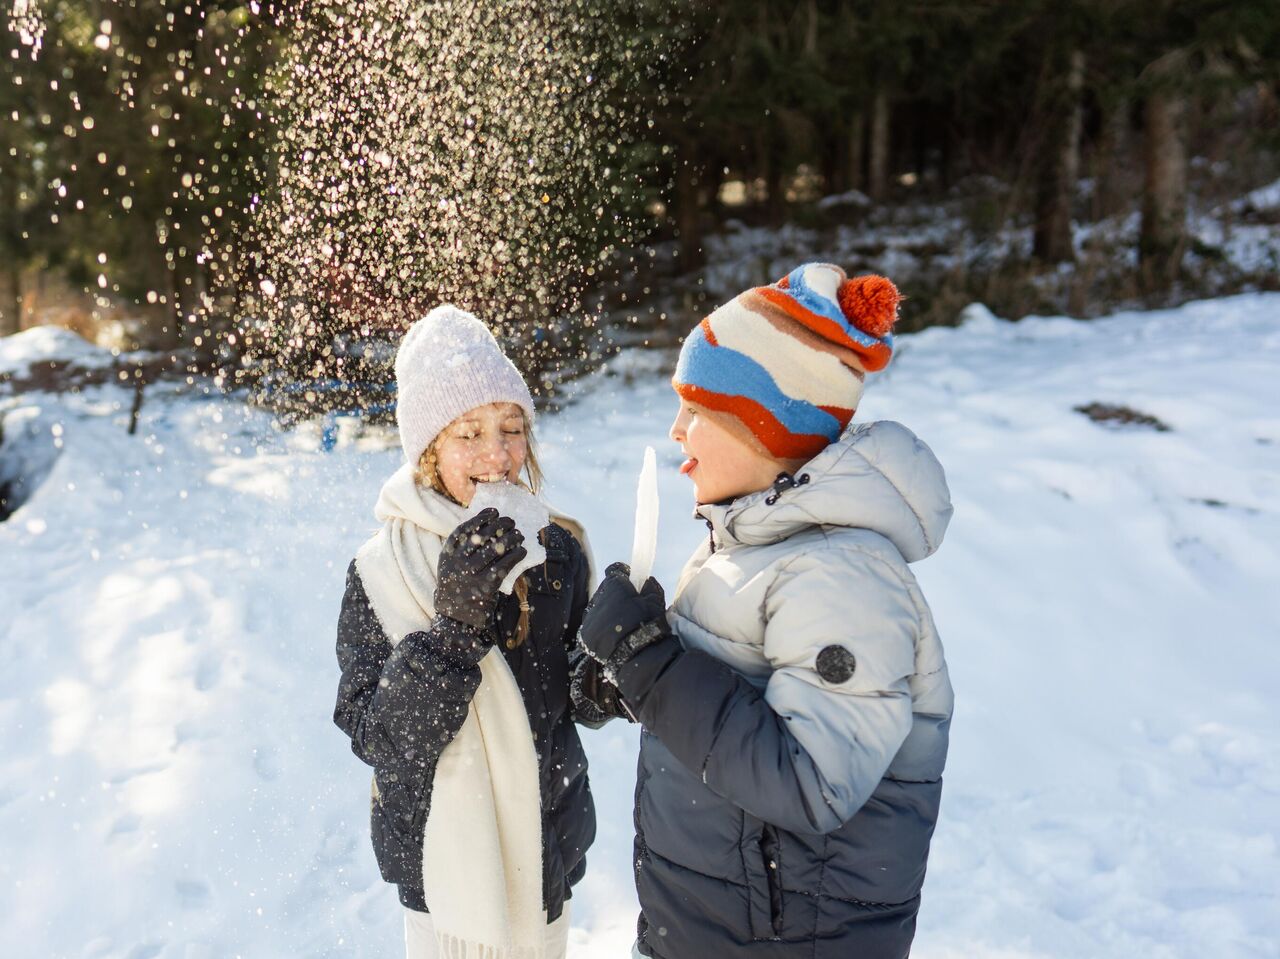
[394, 304, 534, 465]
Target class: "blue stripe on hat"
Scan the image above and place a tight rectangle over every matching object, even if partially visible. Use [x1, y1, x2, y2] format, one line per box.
[675, 323, 843, 442]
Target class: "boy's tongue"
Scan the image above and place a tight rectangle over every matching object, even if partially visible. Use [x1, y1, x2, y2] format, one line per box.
[679, 458, 697, 476]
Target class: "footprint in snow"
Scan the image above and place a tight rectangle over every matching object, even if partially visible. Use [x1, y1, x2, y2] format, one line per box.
[174, 878, 211, 909]
[109, 813, 142, 838]
[253, 744, 281, 782]
[194, 655, 221, 692]
[123, 943, 164, 959]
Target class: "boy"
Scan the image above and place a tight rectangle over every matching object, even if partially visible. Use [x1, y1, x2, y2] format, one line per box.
[577, 263, 954, 958]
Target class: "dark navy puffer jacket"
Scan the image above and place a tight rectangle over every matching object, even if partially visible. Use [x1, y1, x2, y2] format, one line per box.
[613, 422, 955, 959]
[333, 523, 596, 920]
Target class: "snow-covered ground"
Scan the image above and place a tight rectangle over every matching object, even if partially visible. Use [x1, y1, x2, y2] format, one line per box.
[2, 293, 1279, 958]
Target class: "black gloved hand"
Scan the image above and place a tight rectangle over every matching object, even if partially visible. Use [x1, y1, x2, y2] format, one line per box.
[570, 653, 634, 727]
[579, 562, 669, 672]
[434, 508, 527, 632]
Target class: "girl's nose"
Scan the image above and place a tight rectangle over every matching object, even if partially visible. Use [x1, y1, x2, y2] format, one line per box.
[480, 435, 512, 468]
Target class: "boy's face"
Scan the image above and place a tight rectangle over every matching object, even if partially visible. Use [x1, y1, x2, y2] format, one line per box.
[669, 394, 784, 505]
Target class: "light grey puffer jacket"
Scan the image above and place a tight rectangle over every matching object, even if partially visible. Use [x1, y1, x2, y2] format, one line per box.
[619, 420, 954, 959]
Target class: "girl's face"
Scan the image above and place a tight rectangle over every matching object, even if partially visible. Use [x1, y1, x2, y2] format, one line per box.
[669, 394, 783, 505]
[433, 402, 528, 506]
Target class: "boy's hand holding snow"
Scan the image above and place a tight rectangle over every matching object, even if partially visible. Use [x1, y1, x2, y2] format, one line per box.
[434, 508, 528, 632]
[579, 562, 670, 677]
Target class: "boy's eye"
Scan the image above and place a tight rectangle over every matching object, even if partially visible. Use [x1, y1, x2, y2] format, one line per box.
[503, 428, 524, 436]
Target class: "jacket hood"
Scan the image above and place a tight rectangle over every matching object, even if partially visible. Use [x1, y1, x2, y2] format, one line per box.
[695, 420, 952, 562]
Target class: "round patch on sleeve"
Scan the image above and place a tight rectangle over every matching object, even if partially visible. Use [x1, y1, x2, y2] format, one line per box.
[815, 645, 857, 684]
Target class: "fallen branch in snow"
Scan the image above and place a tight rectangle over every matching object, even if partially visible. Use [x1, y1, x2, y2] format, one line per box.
[1074, 402, 1170, 432]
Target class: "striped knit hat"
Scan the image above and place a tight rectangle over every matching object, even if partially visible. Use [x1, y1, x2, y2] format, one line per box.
[673, 262, 900, 464]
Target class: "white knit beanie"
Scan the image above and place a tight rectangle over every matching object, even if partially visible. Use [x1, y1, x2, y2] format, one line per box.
[394, 304, 535, 465]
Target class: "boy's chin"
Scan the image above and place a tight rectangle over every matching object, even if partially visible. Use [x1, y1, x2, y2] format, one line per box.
[693, 485, 727, 506]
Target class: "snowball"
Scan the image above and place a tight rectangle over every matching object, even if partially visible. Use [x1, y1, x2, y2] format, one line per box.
[467, 481, 549, 593]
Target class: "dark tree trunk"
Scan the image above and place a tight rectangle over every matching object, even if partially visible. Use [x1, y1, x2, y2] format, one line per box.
[940, 118, 958, 190]
[757, 121, 786, 226]
[1093, 95, 1132, 220]
[1, 150, 22, 337]
[1033, 48, 1084, 263]
[1140, 50, 1189, 293]
[2, 267, 20, 338]
[765, 148, 786, 226]
[820, 139, 840, 198]
[674, 140, 704, 273]
[868, 89, 890, 201]
[847, 112, 865, 193]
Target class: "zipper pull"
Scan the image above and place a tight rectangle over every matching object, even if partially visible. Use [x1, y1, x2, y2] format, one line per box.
[766, 471, 810, 505]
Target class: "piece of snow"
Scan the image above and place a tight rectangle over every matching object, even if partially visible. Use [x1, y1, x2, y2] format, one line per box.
[0, 325, 114, 376]
[816, 188, 872, 210]
[467, 480, 549, 593]
[1229, 176, 1280, 214]
[629, 445, 658, 591]
[957, 302, 1003, 331]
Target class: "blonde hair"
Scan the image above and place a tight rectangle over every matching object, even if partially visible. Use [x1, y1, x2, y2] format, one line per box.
[417, 411, 542, 647]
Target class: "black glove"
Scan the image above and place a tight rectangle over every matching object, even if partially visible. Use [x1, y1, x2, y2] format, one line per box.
[434, 508, 527, 632]
[579, 562, 670, 674]
[570, 653, 634, 726]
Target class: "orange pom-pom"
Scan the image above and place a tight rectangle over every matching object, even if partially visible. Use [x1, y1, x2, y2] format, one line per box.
[776, 274, 790, 289]
[837, 275, 899, 339]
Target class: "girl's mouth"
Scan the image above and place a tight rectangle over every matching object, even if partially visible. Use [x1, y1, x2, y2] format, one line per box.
[679, 458, 698, 476]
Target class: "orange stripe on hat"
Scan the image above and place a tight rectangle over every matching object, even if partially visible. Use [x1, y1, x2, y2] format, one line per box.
[818, 405, 855, 431]
[675, 382, 836, 461]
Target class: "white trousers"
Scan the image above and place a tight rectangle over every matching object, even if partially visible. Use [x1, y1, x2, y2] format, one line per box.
[404, 904, 571, 959]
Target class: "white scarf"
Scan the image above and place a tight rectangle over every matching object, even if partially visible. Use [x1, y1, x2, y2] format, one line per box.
[355, 463, 546, 959]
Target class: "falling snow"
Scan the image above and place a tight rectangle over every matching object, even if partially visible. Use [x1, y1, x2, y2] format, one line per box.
[241, 0, 656, 388]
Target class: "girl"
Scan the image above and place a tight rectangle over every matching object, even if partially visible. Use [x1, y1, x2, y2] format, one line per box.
[574, 264, 954, 958]
[334, 304, 596, 959]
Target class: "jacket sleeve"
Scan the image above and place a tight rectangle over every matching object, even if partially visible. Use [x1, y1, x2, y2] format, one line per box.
[563, 528, 591, 654]
[333, 561, 491, 773]
[559, 528, 623, 728]
[613, 549, 917, 835]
